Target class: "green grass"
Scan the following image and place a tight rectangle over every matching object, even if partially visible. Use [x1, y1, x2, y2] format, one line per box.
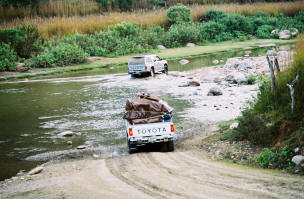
[0, 38, 296, 81]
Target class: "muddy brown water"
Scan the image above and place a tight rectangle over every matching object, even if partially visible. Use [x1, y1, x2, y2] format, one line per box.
[0, 46, 285, 181]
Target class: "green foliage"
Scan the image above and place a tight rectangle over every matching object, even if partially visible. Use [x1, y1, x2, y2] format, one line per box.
[199, 21, 225, 41]
[256, 25, 275, 38]
[163, 23, 200, 47]
[25, 43, 88, 68]
[0, 42, 17, 71]
[258, 146, 294, 170]
[200, 10, 226, 22]
[220, 13, 254, 35]
[167, 4, 191, 24]
[110, 22, 139, 38]
[247, 75, 256, 85]
[0, 24, 42, 58]
[233, 110, 274, 146]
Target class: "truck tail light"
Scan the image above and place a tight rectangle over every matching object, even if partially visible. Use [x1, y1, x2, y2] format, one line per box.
[129, 128, 133, 136]
[170, 124, 175, 133]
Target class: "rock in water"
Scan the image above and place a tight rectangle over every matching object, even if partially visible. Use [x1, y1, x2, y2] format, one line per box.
[292, 155, 304, 165]
[212, 60, 219, 64]
[77, 145, 86, 150]
[59, 131, 74, 137]
[28, 166, 44, 175]
[187, 80, 200, 87]
[179, 59, 189, 65]
[186, 43, 195, 47]
[157, 45, 166, 50]
[207, 87, 223, 96]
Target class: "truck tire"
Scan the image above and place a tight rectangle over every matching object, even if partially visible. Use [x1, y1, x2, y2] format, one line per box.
[128, 140, 137, 154]
[150, 67, 155, 77]
[167, 140, 174, 152]
[164, 65, 168, 75]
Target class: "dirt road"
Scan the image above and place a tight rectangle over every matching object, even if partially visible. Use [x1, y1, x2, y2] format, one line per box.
[1, 132, 304, 199]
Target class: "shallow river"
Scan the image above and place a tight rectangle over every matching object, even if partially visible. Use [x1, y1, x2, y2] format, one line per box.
[0, 46, 283, 181]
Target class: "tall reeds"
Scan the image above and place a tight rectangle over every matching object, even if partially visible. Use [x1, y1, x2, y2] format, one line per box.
[1, 1, 303, 38]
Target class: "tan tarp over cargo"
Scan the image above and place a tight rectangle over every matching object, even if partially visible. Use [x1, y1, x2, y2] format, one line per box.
[123, 94, 172, 124]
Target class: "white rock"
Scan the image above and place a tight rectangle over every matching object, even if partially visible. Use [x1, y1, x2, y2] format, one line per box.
[186, 43, 195, 47]
[93, 154, 100, 158]
[266, 50, 277, 56]
[294, 147, 299, 153]
[157, 45, 166, 50]
[234, 73, 248, 84]
[230, 122, 239, 129]
[179, 59, 189, 65]
[290, 28, 299, 37]
[77, 145, 86, 150]
[292, 155, 304, 165]
[67, 141, 72, 145]
[279, 30, 291, 40]
[28, 166, 44, 175]
[213, 60, 219, 64]
[59, 131, 74, 137]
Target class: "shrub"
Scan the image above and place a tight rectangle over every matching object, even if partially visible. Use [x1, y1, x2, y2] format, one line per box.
[26, 43, 88, 68]
[220, 13, 254, 35]
[258, 146, 294, 170]
[110, 22, 139, 38]
[233, 110, 274, 146]
[256, 25, 275, 39]
[199, 21, 225, 41]
[163, 23, 200, 47]
[167, 4, 191, 24]
[200, 10, 226, 22]
[0, 42, 17, 71]
[247, 75, 256, 85]
[0, 24, 41, 58]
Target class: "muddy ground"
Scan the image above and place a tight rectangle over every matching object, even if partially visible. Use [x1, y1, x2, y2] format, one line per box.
[1, 52, 303, 199]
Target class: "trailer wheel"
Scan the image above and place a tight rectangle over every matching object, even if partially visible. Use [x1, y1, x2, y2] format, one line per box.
[167, 140, 174, 152]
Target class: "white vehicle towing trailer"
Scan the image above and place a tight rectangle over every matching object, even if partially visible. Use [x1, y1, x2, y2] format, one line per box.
[125, 120, 175, 153]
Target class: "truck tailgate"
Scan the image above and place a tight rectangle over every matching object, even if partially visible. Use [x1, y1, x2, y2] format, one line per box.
[130, 122, 172, 137]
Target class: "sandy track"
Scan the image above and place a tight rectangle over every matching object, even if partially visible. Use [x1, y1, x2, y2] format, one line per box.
[3, 147, 303, 199]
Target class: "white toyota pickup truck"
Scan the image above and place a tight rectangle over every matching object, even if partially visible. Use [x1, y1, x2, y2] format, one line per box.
[128, 55, 168, 77]
[125, 120, 175, 153]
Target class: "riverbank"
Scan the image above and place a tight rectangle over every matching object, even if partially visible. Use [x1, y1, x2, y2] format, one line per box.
[0, 39, 296, 82]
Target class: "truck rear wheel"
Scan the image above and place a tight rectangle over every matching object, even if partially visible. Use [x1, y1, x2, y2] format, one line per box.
[164, 65, 168, 75]
[128, 140, 137, 154]
[167, 140, 174, 152]
[150, 67, 155, 77]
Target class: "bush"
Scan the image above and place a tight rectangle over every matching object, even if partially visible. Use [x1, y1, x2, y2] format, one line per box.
[200, 10, 226, 22]
[167, 4, 191, 24]
[0, 24, 41, 58]
[26, 43, 88, 68]
[163, 23, 200, 47]
[199, 21, 225, 41]
[220, 13, 254, 35]
[247, 75, 256, 84]
[258, 146, 294, 170]
[110, 22, 139, 38]
[233, 110, 274, 146]
[256, 25, 275, 39]
[0, 42, 17, 71]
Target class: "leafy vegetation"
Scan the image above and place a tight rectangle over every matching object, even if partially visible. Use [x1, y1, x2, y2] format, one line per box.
[0, 42, 17, 71]
[167, 4, 191, 24]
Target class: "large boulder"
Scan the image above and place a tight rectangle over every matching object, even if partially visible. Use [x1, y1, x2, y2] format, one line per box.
[207, 87, 223, 96]
[157, 45, 166, 50]
[266, 50, 277, 56]
[279, 30, 291, 40]
[292, 155, 304, 165]
[234, 61, 253, 71]
[233, 73, 248, 84]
